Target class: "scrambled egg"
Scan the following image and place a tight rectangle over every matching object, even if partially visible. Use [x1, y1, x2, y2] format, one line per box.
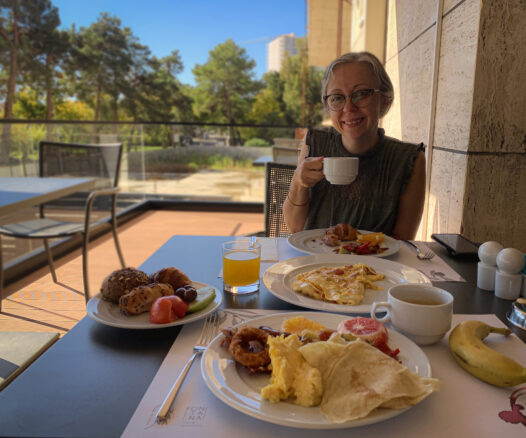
[260, 334, 322, 407]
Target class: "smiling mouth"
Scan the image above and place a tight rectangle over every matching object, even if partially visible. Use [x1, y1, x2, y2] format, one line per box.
[342, 118, 364, 126]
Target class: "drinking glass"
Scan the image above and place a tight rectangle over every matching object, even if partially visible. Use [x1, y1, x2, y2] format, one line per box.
[222, 240, 261, 294]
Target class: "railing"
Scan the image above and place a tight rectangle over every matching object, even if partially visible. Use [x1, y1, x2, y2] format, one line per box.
[0, 119, 302, 271]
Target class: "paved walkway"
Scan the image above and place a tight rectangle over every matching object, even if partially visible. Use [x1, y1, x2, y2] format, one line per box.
[119, 168, 266, 202]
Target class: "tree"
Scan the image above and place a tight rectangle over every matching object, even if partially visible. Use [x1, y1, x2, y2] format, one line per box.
[280, 38, 324, 128]
[0, 0, 59, 160]
[246, 70, 292, 141]
[69, 13, 136, 122]
[192, 39, 261, 145]
[121, 49, 193, 147]
[26, 26, 69, 121]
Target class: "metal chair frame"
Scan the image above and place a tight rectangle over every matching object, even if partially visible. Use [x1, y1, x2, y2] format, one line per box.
[0, 141, 126, 311]
[264, 162, 296, 237]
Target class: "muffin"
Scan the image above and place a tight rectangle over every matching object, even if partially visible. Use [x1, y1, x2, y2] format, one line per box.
[100, 267, 151, 303]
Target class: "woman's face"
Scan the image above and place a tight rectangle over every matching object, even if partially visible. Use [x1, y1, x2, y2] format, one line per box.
[326, 62, 385, 151]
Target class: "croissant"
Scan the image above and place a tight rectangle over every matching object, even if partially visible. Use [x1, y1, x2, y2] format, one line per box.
[150, 267, 191, 291]
[119, 283, 174, 315]
[322, 223, 358, 247]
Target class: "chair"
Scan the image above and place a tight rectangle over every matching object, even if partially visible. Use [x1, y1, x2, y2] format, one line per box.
[264, 162, 296, 237]
[0, 141, 126, 310]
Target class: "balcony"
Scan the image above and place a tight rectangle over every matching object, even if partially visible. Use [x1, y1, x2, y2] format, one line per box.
[0, 120, 299, 323]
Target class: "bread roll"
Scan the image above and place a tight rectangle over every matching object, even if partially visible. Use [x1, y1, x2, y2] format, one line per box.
[119, 283, 174, 315]
[100, 267, 150, 303]
[150, 267, 191, 290]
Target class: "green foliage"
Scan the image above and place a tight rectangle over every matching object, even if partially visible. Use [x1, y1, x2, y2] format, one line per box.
[280, 38, 324, 127]
[13, 89, 46, 119]
[127, 145, 267, 174]
[0, 5, 318, 167]
[244, 138, 270, 147]
[70, 12, 139, 121]
[192, 39, 262, 144]
[247, 38, 324, 138]
[55, 100, 95, 120]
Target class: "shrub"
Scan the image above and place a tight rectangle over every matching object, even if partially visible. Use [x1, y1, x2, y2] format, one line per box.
[244, 138, 270, 147]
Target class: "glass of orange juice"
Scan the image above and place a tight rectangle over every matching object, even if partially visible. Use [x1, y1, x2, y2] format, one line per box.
[222, 240, 261, 294]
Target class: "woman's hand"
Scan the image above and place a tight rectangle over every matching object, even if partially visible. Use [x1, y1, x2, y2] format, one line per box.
[283, 141, 324, 233]
[295, 156, 325, 188]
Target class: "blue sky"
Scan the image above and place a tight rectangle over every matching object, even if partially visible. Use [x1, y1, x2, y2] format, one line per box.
[52, 0, 306, 85]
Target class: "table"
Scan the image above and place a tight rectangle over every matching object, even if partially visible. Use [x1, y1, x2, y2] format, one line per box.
[0, 176, 95, 216]
[0, 236, 523, 437]
[252, 155, 273, 167]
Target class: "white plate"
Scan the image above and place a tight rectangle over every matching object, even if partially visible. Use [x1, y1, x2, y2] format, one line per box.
[263, 254, 431, 313]
[201, 311, 432, 429]
[288, 228, 401, 257]
[86, 281, 222, 329]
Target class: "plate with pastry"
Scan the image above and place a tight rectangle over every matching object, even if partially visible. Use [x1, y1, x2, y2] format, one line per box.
[86, 267, 222, 329]
[262, 254, 430, 313]
[288, 224, 400, 257]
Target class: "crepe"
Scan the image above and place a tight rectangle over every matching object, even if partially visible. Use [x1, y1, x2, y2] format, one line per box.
[291, 263, 384, 305]
[299, 338, 440, 423]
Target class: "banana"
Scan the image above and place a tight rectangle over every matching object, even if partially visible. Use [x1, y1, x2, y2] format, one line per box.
[448, 320, 526, 387]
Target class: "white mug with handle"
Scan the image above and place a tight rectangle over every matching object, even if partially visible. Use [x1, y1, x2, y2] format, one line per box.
[371, 284, 454, 345]
[323, 157, 359, 185]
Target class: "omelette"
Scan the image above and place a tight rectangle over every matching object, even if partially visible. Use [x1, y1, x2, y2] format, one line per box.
[291, 263, 384, 305]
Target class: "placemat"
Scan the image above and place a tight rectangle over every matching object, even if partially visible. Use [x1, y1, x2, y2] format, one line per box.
[0, 331, 59, 391]
[122, 311, 525, 437]
[395, 243, 465, 282]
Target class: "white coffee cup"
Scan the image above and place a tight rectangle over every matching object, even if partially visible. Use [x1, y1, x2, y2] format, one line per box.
[323, 157, 359, 185]
[370, 284, 454, 346]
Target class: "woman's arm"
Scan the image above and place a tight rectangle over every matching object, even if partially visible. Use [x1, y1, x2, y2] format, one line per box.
[283, 141, 324, 234]
[391, 151, 426, 240]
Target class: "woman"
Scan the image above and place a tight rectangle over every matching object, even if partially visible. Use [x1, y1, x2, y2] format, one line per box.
[283, 51, 425, 240]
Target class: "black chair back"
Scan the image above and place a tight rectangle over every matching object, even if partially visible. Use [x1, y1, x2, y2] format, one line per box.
[39, 141, 123, 188]
[39, 141, 123, 211]
[264, 162, 295, 237]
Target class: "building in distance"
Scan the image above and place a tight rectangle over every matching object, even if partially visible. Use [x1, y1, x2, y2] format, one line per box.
[267, 33, 298, 72]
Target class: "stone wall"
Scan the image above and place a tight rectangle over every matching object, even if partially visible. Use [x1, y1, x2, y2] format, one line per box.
[462, 0, 526, 248]
[382, 0, 526, 249]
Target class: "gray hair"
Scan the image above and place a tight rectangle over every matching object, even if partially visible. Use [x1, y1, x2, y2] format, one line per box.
[321, 51, 394, 117]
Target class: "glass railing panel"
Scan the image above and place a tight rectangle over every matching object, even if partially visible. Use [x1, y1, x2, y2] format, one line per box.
[0, 120, 302, 266]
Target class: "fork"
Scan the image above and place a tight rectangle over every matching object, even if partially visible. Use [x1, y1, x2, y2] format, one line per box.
[156, 312, 219, 422]
[404, 240, 436, 260]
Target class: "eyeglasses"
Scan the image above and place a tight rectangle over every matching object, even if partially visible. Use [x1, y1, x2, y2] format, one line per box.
[323, 89, 381, 111]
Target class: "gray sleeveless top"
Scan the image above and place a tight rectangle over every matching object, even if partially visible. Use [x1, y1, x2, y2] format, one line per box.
[304, 128, 424, 235]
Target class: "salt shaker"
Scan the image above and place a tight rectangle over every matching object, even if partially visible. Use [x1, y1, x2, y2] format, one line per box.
[494, 248, 525, 300]
[477, 241, 503, 291]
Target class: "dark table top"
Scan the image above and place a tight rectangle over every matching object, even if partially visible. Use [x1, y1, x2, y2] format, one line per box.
[0, 235, 523, 437]
[0, 176, 95, 216]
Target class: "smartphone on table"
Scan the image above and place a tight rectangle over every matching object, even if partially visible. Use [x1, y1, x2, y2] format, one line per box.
[431, 233, 479, 257]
